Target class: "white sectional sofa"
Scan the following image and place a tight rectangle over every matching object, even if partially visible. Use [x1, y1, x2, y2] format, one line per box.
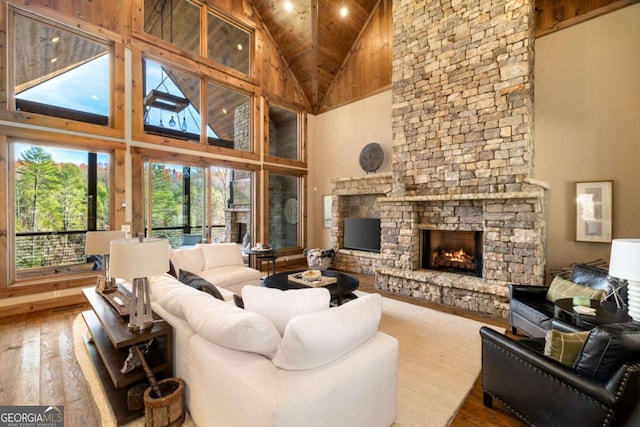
[148, 272, 399, 427]
[169, 243, 262, 295]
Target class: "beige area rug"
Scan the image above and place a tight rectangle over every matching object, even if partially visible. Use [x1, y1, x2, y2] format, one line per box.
[370, 293, 504, 427]
[74, 295, 503, 427]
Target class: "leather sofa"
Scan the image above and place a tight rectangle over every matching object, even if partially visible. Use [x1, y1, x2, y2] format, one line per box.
[509, 263, 616, 337]
[480, 323, 640, 427]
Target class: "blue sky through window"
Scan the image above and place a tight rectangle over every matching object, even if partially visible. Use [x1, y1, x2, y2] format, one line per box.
[145, 60, 217, 138]
[14, 143, 109, 165]
[16, 55, 109, 116]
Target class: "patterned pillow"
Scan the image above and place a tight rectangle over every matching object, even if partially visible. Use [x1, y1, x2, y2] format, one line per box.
[179, 270, 224, 301]
[544, 329, 590, 366]
[545, 276, 605, 303]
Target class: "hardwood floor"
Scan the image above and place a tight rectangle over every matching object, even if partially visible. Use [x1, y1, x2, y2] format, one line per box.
[0, 303, 101, 426]
[0, 271, 525, 426]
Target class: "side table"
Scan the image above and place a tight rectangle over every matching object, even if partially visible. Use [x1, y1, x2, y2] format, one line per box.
[554, 298, 633, 330]
[82, 287, 173, 425]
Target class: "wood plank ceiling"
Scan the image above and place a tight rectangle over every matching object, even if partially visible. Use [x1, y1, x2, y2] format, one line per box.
[252, 0, 381, 112]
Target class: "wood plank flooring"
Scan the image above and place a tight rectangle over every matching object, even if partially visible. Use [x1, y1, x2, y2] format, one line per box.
[0, 271, 525, 426]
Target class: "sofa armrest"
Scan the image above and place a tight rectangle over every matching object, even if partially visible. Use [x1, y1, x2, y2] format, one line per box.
[550, 318, 585, 333]
[481, 327, 617, 405]
[509, 284, 548, 301]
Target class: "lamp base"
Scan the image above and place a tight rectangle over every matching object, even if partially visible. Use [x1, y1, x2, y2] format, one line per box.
[128, 320, 154, 332]
[627, 280, 640, 322]
[128, 277, 154, 332]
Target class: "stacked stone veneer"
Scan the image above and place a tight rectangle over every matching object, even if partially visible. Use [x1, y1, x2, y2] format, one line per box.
[372, 0, 541, 318]
[330, 173, 393, 275]
[391, 0, 535, 196]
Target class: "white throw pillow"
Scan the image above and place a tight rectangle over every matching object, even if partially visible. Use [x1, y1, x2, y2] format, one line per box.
[242, 286, 331, 335]
[170, 246, 205, 276]
[184, 293, 281, 357]
[197, 243, 244, 270]
[272, 293, 382, 370]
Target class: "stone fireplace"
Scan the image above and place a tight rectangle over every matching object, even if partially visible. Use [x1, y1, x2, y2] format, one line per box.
[332, 0, 548, 318]
[422, 230, 483, 277]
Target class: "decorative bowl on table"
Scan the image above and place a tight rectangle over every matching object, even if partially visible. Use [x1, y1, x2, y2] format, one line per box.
[300, 270, 322, 281]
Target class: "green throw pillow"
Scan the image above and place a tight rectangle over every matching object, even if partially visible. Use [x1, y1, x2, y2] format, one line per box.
[545, 276, 605, 303]
[179, 270, 225, 301]
[544, 329, 591, 366]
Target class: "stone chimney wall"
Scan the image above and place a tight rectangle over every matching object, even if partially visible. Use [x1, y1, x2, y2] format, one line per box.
[391, 0, 535, 196]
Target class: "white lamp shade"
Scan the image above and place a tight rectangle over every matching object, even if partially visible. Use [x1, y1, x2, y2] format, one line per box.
[85, 230, 127, 255]
[609, 239, 640, 282]
[109, 238, 169, 280]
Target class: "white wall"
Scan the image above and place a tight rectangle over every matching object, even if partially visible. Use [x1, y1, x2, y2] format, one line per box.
[534, 3, 640, 271]
[307, 91, 392, 248]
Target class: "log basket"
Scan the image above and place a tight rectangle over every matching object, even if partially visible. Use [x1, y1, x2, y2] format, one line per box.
[133, 346, 185, 427]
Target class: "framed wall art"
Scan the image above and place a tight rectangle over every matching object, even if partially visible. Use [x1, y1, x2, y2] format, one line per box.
[575, 180, 613, 243]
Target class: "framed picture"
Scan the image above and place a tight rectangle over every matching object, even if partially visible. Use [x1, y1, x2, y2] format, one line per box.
[323, 195, 332, 228]
[575, 181, 613, 243]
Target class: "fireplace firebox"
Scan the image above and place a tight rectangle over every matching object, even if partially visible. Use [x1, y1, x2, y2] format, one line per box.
[421, 230, 483, 277]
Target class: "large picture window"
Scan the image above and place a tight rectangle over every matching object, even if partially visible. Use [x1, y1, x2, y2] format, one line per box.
[268, 105, 299, 160]
[268, 173, 300, 249]
[12, 142, 111, 279]
[143, 0, 200, 55]
[144, 160, 253, 248]
[13, 12, 112, 126]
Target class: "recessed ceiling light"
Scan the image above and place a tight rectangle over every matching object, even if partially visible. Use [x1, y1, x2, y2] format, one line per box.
[340, 6, 348, 17]
[284, 1, 293, 12]
[222, 108, 228, 114]
[49, 57, 58, 63]
[237, 44, 243, 51]
[50, 36, 60, 43]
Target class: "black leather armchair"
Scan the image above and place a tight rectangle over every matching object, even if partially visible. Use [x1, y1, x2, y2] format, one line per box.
[509, 263, 614, 337]
[481, 323, 640, 427]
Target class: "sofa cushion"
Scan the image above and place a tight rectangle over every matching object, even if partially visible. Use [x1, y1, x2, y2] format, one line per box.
[242, 286, 331, 335]
[150, 274, 207, 320]
[546, 276, 605, 303]
[574, 323, 640, 382]
[170, 246, 204, 277]
[544, 329, 590, 366]
[184, 294, 281, 357]
[569, 263, 610, 290]
[179, 270, 225, 301]
[272, 293, 382, 370]
[197, 243, 244, 270]
[197, 266, 262, 288]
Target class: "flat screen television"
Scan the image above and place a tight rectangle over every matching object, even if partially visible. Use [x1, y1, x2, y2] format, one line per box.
[344, 217, 381, 252]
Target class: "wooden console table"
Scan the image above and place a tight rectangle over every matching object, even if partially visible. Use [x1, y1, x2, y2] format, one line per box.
[81, 287, 173, 425]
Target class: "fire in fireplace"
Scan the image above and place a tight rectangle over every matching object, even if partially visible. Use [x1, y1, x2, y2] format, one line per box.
[421, 230, 483, 277]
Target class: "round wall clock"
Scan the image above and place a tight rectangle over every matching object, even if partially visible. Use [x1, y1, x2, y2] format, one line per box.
[284, 198, 298, 224]
[359, 142, 384, 173]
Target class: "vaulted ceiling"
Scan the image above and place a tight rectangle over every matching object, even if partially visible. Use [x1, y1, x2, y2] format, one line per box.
[252, 0, 382, 111]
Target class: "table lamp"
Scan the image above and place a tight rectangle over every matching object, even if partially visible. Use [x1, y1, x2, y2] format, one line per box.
[109, 235, 169, 331]
[85, 230, 127, 292]
[609, 238, 640, 321]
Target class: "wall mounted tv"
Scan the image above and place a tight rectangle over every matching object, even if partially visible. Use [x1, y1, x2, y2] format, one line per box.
[343, 217, 381, 253]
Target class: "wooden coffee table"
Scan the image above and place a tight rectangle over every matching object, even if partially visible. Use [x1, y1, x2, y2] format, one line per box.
[554, 298, 632, 329]
[263, 270, 359, 305]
